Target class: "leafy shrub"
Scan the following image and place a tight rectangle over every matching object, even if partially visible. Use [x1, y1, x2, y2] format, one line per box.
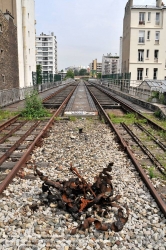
[21, 91, 49, 119]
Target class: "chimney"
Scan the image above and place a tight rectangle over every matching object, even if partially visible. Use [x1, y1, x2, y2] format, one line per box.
[156, 0, 162, 7]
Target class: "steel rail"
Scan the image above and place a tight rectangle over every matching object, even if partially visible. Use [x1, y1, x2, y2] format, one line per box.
[0, 86, 77, 194]
[121, 122, 166, 175]
[0, 120, 28, 144]
[0, 121, 41, 166]
[42, 83, 75, 103]
[87, 85, 166, 217]
[89, 82, 166, 132]
[135, 122, 166, 151]
[0, 115, 20, 132]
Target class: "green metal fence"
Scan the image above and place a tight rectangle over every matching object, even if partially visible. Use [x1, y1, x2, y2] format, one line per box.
[102, 73, 131, 80]
[32, 72, 61, 85]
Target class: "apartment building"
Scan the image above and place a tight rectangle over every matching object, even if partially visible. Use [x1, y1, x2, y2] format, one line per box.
[122, 0, 166, 83]
[36, 32, 57, 75]
[102, 54, 120, 75]
[0, 0, 36, 88]
[90, 59, 102, 77]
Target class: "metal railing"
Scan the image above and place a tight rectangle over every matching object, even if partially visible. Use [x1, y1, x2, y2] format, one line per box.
[0, 81, 63, 108]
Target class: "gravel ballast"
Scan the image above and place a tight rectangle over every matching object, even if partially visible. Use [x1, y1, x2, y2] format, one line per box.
[0, 118, 165, 250]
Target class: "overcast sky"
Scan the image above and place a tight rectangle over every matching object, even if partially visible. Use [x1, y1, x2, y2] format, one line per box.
[35, 0, 156, 71]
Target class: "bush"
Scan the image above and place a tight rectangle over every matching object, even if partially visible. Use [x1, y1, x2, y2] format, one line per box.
[21, 91, 49, 119]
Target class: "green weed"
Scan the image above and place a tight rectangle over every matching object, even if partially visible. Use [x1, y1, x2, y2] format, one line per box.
[109, 113, 146, 125]
[21, 91, 50, 119]
[148, 167, 156, 179]
[69, 116, 77, 122]
[0, 110, 17, 121]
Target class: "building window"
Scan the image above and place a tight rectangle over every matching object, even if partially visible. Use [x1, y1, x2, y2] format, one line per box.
[146, 49, 149, 58]
[28, 31, 30, 37]
[155, 31, 160, 44]
[146, 68, 149, 77]
[154, 50, 159, 62]
[148, 12, 151, 21]
[0, 49, 4, 59]
[154, 50, 159, 59]
[147, 31, 150, 40]
[29, 49, 30, 54]
[153, 68, 158, 79]
[138, 50, 144, 61]
[2, 74, 5, 83]
[138, 30, 145, 43]
[137, 68, 143, 80]
[28, 13, 29, 18]
[156, 13, 160, 25]
[0, 24, 2, 32]
[139, 12, 145, 24]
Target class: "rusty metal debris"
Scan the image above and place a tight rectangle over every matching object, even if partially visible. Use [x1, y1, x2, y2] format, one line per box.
[34, 162, 129, 234]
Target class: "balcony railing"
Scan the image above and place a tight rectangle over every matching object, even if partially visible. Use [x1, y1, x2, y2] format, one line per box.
[155, 20, 160, 25]
[138, 37, 145, 43]
[155, 40, 159, 45]
[139, 20, 145, 25]
[138, 58, 144, 62]
[154, 58, 158, 62]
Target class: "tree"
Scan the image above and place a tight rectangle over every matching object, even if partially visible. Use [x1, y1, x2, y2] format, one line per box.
[79, 69, 88, 76]
[61, 69, 64, 72]
[66, 69, 74, 79]
[74, 69, 79, 76]
[36, 65, 42, 84]
[97, 73, 102, 79]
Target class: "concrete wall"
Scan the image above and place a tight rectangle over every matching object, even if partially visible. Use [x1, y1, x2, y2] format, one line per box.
[0, 10, 19, 90]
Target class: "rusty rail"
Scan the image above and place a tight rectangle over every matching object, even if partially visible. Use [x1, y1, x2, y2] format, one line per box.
[134, 122, 166, 151]
[89, 82, 166, 132]
[87, 85, 166, 217]
[0, 114, 20, 132]
[0, 86, 77, 193]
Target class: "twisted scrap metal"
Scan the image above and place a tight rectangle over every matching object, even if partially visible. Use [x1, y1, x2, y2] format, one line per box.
[34, 162, 129, 234]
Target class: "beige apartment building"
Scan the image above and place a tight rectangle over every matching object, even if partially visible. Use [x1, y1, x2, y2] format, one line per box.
[90, 59, 102, 77]
[122, 0, 166, 84]
[0, 0, 36, 87]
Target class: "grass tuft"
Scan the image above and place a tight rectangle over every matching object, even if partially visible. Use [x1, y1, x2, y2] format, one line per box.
[21, 91, 50, 119]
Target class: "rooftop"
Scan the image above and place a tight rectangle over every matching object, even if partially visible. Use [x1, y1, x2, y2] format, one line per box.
[132, 5, 166, 9]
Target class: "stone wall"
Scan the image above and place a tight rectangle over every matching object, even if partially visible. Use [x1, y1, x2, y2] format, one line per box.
[0, 10, 19, 90]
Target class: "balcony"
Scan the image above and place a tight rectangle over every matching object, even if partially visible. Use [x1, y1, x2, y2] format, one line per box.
[138, 37, 145, 43]
[155, 20, 160, 25]
[42, 43, 48, 46]
[139, 21, 145, 25]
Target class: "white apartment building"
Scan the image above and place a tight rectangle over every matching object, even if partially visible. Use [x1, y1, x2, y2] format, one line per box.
[102, 54, 120, 75]
[122, 0, 166, 84]
[36, 32, 57, 75]
[0, 0, 36, 87]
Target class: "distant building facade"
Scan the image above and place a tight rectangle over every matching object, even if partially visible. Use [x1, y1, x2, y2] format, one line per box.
[0, 10, 19, 90]
[36, 32, 58, 75]
[102, 54, 120, 75]
[0, 0, 36, 88]
[90, 59, 102, 77]
[122, 0, 166, 82]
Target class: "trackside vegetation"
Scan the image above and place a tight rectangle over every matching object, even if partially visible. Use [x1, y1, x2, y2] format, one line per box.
[21, 91, 50, 119]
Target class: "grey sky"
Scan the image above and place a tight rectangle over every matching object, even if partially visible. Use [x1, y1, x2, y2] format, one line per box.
[35, 0, 156, 70]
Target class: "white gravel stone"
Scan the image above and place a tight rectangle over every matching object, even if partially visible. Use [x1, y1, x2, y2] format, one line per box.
[0, 119, 165, 249]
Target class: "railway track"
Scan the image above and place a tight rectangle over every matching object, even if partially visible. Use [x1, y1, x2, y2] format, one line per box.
[86, 81, 166, 216]
[0, 85, 75, 193]
[0, 80, 165, 249]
